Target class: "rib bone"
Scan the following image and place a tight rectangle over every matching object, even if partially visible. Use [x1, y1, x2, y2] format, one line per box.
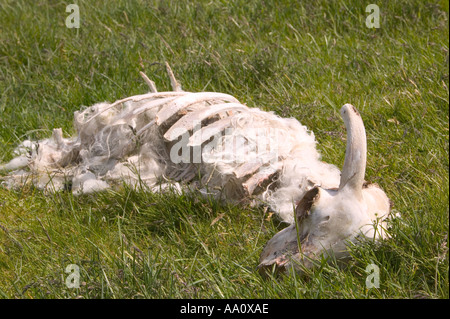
[156, 92, 240, 126]
[188, 116, 236, 146]
[233, 161, 265, 179]
[243, 162, 282, 195]
[83, 92, 187, 125]
[163, 103, 248, 141]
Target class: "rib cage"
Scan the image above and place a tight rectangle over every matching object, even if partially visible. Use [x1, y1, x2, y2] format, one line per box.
[0, 66, 342, 223]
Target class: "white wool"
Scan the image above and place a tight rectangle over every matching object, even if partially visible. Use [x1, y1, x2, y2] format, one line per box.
[0, 88, 342, 224]
[0, 156, 29, 172]
[72, 171, 110, 194]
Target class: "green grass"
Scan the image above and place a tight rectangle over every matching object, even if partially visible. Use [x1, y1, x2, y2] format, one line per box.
[0, 0, 448, 299]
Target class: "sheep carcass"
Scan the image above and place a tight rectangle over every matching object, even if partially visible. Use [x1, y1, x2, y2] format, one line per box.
[0, 64, 391, 273]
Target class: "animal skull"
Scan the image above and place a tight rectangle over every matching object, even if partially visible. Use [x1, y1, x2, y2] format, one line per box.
[258, 104, 391, 274]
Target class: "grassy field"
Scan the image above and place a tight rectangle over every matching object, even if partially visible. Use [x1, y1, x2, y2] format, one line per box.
[0, 0, 448, 299]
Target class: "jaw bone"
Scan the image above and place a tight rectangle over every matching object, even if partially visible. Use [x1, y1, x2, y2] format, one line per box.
[258, 104, 391, 275]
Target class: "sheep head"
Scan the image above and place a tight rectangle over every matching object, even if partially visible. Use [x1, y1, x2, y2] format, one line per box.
[258, 104, 390, 275]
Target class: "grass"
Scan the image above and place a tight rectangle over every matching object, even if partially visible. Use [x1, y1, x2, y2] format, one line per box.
[0, 0, 448, 299]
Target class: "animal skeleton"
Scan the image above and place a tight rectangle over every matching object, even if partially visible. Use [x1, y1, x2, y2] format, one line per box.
[0, 63, 391, 274]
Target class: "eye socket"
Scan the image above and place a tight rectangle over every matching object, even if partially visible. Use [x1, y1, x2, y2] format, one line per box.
[323, 215, 330, 221]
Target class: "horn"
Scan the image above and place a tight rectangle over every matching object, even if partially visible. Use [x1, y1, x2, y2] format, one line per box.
[338, 104, 367, 200]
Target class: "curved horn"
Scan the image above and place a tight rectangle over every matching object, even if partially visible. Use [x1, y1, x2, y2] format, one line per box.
[338, 104, 367, 200]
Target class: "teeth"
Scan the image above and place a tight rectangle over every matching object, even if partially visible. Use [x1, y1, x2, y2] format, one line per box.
[163, 103, 247, 141]
[156, 92, 240, 126]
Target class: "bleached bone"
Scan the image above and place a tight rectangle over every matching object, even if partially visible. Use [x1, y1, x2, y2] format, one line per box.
[156, 92, 240, 126]
[129, 97, 177, 117]
[163, 103, 248, 141]
[140, 71, 158, 93]
[338, 104, 367, 200]
[81, 91, 187, 125]
[0, 63, 390, 275]
[243, 162, 283, 196]
[52, 128, 64, 149]
[110, 97, 177, 127]
[233, 161, 266, 179]
[258, 104, 390, 275]
[165, 62, 183, 92]
[187, 116, 236, 146]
